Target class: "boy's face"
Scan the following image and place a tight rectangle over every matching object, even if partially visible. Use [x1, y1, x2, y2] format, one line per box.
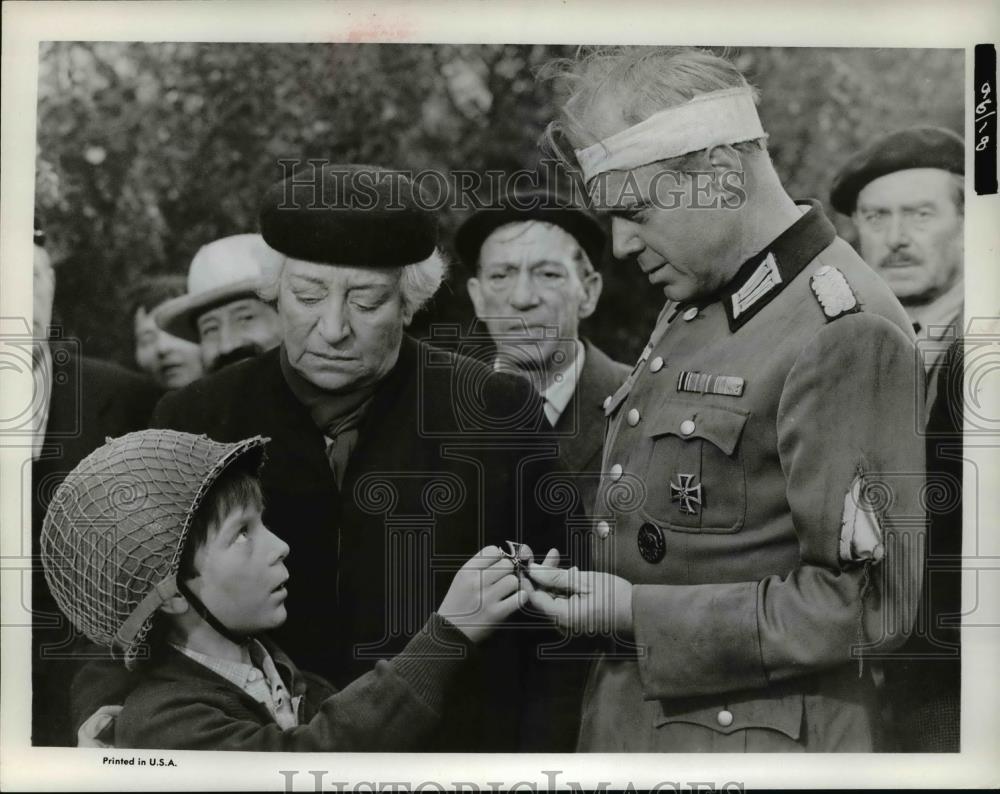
[186, 502, 290, 635]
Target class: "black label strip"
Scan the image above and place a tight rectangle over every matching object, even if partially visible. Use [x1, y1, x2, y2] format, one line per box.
[974, 44, 998, 196]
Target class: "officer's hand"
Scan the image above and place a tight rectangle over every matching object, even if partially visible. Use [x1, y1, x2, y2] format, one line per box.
[514, 545, 560, 597]
[77, 704, 122, 748]
[438, 546, 528, 644]
[524, 563, 634, 638]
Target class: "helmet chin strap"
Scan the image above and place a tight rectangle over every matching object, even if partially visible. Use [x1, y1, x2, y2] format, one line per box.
[176, 579, 251, 646]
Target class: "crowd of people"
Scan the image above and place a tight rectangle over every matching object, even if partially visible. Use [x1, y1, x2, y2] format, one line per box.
[31, 46, 964, 754]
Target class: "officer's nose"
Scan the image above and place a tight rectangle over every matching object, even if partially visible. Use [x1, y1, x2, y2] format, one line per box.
[509, 268, 540, 311]
[611, 217, 645, 260]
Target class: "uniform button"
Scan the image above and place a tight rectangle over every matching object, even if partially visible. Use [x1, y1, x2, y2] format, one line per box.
[626, 408, 641, 426]
[595, 519, 611, 539]
[680, 419, 696, 436]
[717, 709, 734, 727]
[603, 395, 612, 410]
[249, 670, 262, 682]
[609, 463, 624, 481]
[683, 307, 699, 321]
[817, 265, 831, 276]
[649, 356, 664, 373]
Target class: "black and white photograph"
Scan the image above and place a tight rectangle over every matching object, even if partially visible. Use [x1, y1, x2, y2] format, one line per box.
[1, 1, 998, 790]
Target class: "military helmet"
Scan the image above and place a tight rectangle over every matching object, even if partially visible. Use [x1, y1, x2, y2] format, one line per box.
[40, 429, 267, 668]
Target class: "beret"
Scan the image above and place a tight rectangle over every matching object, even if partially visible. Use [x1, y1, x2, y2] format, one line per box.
[455, 185, 606, 272]
[830, 126, 964, 215]
[259, 164, 438, 267]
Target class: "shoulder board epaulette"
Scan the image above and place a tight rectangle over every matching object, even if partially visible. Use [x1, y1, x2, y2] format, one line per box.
[810, 265, 861, 321]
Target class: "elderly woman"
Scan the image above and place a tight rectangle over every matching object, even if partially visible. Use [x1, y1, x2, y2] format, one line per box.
[72, 165, 564, 752]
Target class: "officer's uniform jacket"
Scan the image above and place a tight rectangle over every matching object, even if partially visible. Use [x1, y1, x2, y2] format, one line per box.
[553, 340, 631, 523]
[580, 202, 926, 752]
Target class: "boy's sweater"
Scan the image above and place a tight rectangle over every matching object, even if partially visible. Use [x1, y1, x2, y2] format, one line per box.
[116, 614, 472, 751]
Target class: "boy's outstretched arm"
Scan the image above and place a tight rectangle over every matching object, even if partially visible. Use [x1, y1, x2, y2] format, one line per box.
[116, 613, 474, 752]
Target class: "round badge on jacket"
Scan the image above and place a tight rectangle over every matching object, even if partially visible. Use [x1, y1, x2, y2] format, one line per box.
[637, 522, 666, 563]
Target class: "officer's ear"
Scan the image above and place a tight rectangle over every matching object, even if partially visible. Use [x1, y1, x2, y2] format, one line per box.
[706, 144, 744, 184]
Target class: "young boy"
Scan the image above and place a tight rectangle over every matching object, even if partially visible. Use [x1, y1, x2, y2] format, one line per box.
[41, 429, 525, 751]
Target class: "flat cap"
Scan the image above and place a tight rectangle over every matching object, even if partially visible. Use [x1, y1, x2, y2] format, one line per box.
[455, 186, 606, 271]
[259, 164, 438, 267]
[830, 126, 964, 215]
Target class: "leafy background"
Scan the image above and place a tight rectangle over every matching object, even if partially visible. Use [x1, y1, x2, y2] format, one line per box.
[35, 43, 963, 368]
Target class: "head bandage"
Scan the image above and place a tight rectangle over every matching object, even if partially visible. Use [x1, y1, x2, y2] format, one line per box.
[574, 87, 766, 185]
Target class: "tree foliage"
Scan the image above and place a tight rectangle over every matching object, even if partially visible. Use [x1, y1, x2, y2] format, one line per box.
[36, 43, 963, 366]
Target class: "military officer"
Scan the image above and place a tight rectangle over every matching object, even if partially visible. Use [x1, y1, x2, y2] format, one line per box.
[526, 46, 926, 752]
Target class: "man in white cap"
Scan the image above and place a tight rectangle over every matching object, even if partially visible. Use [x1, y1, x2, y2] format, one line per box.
[525, 46, 925, 752]
[156, 233, 283, 373]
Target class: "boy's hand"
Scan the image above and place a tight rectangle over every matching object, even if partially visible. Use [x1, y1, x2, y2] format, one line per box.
[77, 704, 122, 748]
[524, 563, 634, 638]
[438, 546, 528, 643]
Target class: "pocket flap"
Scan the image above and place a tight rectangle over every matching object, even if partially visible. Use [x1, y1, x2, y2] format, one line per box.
[648, 399, 750, 456]
[654, 690, 803, 740]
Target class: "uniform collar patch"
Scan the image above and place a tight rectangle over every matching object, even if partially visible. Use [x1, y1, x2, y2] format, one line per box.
[722, 199, 837, 332]
[730, 253, 782, 321]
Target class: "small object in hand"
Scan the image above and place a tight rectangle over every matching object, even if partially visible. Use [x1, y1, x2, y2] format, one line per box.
[500, 540, 527, 573]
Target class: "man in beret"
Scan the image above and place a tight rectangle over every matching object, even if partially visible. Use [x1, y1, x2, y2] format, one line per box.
[524, 46, 925, 753]
[155, 233, 284, 373]
[458, 186, 629, 527]
[831, 126, 964, 408]
[71, 164, 564, 752]
[832, 128, 966, 753]
[457, 186, 629, 749]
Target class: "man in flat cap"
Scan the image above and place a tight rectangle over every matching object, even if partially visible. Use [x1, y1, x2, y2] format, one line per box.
[524, 46, 925, 752]
[155, 233, 284, 373]
[458, 186, 629, 527]
[831, 126, 964, 409]
[71, 164, 563, 751]
[457, 186, 629, 749]
[833, 128, 965, 752]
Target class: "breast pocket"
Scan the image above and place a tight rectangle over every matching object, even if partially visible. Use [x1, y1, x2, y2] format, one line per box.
[640, 399, 749, 533]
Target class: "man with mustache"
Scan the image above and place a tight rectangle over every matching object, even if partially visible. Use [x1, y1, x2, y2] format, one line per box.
[832, 127, 965, 752]
[155, 233, 284, 373]
[831, 126, 964, 410]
